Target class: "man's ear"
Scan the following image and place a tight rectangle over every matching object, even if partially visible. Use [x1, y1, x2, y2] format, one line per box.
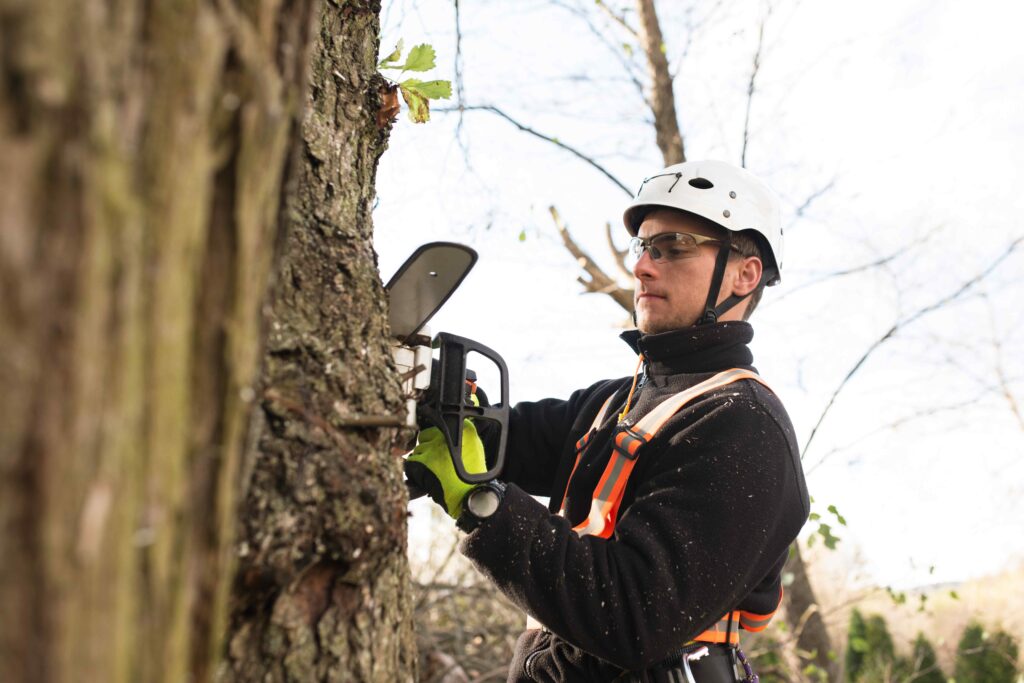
[731, 256, 763, 296]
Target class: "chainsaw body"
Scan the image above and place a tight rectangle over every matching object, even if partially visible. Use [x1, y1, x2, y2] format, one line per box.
[385, 243, 510, 491]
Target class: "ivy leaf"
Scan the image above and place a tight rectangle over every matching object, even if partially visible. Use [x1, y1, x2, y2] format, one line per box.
[401, 43, 436, 72]
[401, 78, 451, 99]
[378, 40, 404, 68]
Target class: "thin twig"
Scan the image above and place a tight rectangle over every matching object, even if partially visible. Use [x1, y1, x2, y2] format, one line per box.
[793, 176, 837, 218]
[595, 0, 639, 38]
[986, 294, 1024, 432]
[550, 0, 648, 103]
[740, 10, 769, 168]
[453, 0, 468, 155]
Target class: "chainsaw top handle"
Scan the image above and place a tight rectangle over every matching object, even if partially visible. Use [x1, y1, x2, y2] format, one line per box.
[418, 332, 510, 485]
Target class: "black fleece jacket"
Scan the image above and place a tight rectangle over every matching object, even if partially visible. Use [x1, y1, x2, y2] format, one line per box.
[463, 322, 809, 681]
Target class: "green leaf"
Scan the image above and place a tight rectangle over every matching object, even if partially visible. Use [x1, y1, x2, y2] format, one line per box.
[622, 42, 634, 57]
[518, 229, 527, 242]
[949, 590, 960, 600]
[379, 39, 404, 68]
[401, 78, 452, 100]
[828, 505, 848, 526]
[401, 43, 436, 72]
[809, 512, 821, 521]
[399, 84, 431, 123]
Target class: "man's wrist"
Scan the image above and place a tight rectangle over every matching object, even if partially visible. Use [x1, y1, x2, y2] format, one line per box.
[456, 480, 507, 532]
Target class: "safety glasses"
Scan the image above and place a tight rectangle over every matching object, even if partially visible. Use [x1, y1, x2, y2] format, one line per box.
[626, 232, 737, 267]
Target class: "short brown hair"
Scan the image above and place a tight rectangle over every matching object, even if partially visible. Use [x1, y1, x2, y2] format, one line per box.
[727, 230, 766, 320]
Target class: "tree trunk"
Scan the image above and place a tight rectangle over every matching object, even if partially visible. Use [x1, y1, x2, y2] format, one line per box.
[0, 0, 412, 681]
[783, 543, 838, 681]
[222, 1, 416, 681]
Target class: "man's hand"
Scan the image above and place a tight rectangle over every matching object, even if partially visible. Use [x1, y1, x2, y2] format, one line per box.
[405, 421, 486, 517]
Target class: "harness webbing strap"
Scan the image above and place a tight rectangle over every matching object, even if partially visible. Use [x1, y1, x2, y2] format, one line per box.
[693, 587, 783, 644]
[558, 394, 616, 516]
[564, 368, 769, 539]
[553, 368, 780, 640]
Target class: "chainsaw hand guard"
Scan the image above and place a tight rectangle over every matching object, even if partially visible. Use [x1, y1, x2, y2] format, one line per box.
[416, 332, 509, 486]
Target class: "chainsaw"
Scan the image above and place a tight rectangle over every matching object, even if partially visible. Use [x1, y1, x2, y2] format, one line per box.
[385, 242, 510, 499]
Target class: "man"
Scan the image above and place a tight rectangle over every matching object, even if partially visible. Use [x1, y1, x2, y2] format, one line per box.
[406, 160, 809, 682]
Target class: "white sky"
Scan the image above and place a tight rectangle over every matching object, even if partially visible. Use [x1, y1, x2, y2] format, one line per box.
[374, 0, 1024, 589]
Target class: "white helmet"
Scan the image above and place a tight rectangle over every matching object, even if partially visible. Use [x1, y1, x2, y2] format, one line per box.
[623, 160, 783, 285]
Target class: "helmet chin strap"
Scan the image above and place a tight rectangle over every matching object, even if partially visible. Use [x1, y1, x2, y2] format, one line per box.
[697, 241, 751, 326]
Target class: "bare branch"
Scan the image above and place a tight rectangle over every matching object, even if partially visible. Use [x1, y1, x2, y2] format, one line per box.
[438, 104, 633, 195]
[793, 177, 837, 218]
[741, 10, 770, 168]
[605, 221, 632, 280]
[801, 236, 1024, 459]
[636, 0, 685, 165]
[550, 206, 635, 312]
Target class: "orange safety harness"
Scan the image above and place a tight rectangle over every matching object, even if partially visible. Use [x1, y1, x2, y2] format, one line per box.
[555, 365, 782, 645]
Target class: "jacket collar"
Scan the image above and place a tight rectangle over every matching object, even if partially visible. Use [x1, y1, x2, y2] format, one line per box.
[619, 321, 755, 376]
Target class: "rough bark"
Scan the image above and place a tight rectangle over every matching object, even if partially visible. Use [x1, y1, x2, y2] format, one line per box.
[635, 0, 685, 166]
[221, 1, 416, 681]
[0, 0, 410, 681]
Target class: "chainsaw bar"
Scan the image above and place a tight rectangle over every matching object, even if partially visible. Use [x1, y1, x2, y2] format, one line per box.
[385, 242, 477, 340]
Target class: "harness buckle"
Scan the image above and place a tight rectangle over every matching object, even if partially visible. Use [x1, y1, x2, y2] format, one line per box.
[613, 425, 647, 460]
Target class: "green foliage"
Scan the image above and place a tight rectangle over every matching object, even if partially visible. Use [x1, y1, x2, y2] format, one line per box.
[894, 633, 945, 683]
[885, 585, 907, 606]
[846, 610, 900, 682]
[955, 621, 1020, 683]
[807, 501, 845, 550]
[846, 609, 869, 681]
[378, 41, 452, 123]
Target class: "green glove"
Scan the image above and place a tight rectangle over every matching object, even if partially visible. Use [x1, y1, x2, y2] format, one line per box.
[405, 421, 487, 517]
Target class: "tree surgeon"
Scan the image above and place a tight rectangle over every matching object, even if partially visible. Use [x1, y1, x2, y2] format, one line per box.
[406, 160, 810, 682]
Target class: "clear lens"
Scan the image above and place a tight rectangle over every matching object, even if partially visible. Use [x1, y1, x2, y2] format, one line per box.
[626, 233, 701, 268]
[652, 233, 699, 260]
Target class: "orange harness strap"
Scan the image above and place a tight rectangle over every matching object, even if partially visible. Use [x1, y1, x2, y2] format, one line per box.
[557, 368, 780, 641]
[562, 368, 769, 539]
[692, 587, 783, 645]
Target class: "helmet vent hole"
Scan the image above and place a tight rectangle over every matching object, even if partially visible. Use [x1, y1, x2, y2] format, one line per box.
[688, 177, 714, 190]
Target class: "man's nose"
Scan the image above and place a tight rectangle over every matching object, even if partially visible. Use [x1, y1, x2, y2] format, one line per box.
[632, 247, 658, 279]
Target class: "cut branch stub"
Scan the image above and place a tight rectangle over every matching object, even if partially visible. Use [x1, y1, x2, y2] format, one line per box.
[549, 206, 634, 313]
[605, 221, 632, 281]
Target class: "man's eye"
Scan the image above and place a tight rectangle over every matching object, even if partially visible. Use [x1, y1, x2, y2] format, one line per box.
[664, 245, 689, 258]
